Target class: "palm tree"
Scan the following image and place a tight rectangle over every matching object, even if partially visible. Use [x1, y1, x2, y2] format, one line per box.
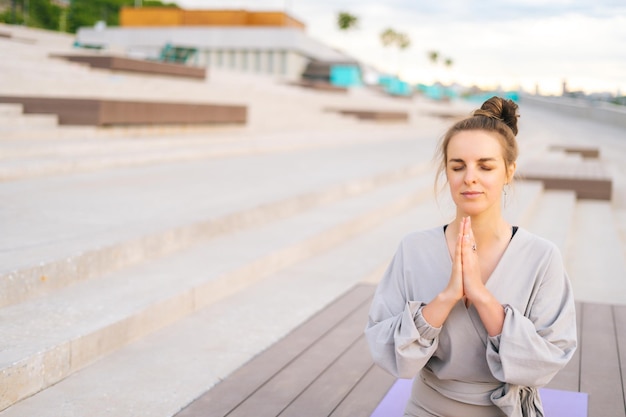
[380, 29, 411, 78]
[428, 50, 439, 66]
[337, 12, 358, 31]
[380, 28, 397, 47]
[444, 57, 453, 69]
[397, 32, 411, 51]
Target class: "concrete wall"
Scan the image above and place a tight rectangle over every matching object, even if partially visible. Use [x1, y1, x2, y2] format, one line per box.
[76, 27, 352, 62]
[75, 26, 353, 82]
[193, 48, 306, 80]
[520, 94, 626, 129]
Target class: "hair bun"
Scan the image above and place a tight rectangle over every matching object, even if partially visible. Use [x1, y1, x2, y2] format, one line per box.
[472, 96, 519, 135]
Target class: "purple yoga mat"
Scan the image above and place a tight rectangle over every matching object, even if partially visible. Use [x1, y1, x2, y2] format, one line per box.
[370, 379, 588, 417]
[540, 387, 588, 417]
[370, 379, 412, 417]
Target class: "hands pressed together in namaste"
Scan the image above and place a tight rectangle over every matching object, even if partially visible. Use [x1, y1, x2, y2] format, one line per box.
[447, 216, 486, 306]
[423, 216, 505, 335]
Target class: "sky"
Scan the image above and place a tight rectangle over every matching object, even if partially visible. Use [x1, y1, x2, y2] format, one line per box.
[170, 0, 626, 95]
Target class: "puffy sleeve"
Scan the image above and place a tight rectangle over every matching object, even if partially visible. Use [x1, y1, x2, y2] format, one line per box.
[486, 245, 577, 387]
[364, 240, 442, 378]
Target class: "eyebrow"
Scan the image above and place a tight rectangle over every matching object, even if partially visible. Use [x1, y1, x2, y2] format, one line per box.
[448, 157, 498, 163]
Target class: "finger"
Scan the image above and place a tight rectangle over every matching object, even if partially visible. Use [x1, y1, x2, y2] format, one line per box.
[455, 228, 463, 263]
[462, 218, 472, 252]
[461, 217, 470, 243]
[466, 217, 477, 253]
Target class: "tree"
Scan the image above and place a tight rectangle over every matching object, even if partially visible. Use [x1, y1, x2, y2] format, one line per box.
[427, 51, 454, 84]
[0, 0, 177, 31]
[428, 50, 439, 65]
[337, 11, 358, 31]
[380, 28, 397, 47]
[396, 32, 411, 51]
[0, 0, 63, 29]
[379, 28, 411, 77]
[67, 0, 177, 33]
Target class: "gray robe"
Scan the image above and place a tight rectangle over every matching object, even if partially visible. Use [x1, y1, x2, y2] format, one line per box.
[365, 226, 577, 417]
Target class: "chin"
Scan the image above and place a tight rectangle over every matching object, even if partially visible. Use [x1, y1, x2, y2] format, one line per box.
[457, 201, 499, 218]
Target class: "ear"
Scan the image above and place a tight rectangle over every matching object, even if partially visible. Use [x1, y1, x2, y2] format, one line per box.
[506, 161, 517, 184]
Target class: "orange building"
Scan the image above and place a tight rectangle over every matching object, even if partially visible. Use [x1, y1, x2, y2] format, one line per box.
[119, 8, 306, 30]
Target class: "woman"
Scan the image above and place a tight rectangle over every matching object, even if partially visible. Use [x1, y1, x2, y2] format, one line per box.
[365, 96, 577, 417]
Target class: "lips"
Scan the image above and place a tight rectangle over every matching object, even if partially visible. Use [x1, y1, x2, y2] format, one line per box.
[461, 191, 483, 197]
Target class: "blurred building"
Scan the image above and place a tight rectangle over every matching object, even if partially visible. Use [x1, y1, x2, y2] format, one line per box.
[76, 7, 358, 81]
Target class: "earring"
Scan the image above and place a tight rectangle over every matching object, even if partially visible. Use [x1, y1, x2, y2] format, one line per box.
[503, 183, 509, 208]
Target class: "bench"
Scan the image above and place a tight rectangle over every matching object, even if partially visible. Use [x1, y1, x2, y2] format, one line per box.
[156, 43, 198, 65]
[290, 80, 348, 93]
[73, 40, 105, 50]
[324, 108, 409, 122]
[51, 54, 207, 80]
[0, 96, 247, 126]
[519, 159, 612, 200]
[549, 145, 600, 159]
[175, 283, 626, 417]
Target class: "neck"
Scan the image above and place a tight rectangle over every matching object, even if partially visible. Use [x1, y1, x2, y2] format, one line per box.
[450, 212, 511, 245]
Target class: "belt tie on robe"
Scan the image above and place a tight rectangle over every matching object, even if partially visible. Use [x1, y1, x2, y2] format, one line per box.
[420, 367, 501, 406]
[421, 368, 544, 416]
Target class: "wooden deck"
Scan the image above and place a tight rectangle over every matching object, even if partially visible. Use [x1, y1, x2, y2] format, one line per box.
[176, 284, 626, 417]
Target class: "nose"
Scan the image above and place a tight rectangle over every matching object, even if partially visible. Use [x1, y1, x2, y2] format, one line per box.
[463, 167, 477, 184]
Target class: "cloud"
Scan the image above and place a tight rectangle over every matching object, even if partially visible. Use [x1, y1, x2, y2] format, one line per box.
[358, 0, 626, 21]
[171, 0, 626, 93]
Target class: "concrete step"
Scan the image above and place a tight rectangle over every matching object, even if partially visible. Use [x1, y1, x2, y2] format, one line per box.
[0, 125, 423, 181]
[0, 173, 433, 411]
[0, 125, 98, 141]
[0, 113, 58, 128]
[0, 199, 437, 417]
[0, 169, 545, 417]
[615, 209, 626, 260]
[565, 200, 626, 305]
[523, 189, 577, 255]
[0, 103, 23, 116]
[503, 179, 545, 227]
[0, 136, 433, 309]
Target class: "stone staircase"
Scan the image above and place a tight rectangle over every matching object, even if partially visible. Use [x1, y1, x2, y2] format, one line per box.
[0, 122, 437, 413]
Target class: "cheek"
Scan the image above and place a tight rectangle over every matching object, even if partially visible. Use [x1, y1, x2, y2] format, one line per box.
[445, 171, 460, 186]
[484, 175, 507, 193]
[446, 173, 465, 193]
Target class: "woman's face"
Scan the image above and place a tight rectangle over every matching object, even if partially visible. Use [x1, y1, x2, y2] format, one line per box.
[445, 130, 515, 218]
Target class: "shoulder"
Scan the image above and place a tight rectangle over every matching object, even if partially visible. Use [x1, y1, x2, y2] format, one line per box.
[514, 227, 561, 255]
[393, 226, 447, 261]
[512, 228, 565, 273]
[399, 226, 445, 248]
